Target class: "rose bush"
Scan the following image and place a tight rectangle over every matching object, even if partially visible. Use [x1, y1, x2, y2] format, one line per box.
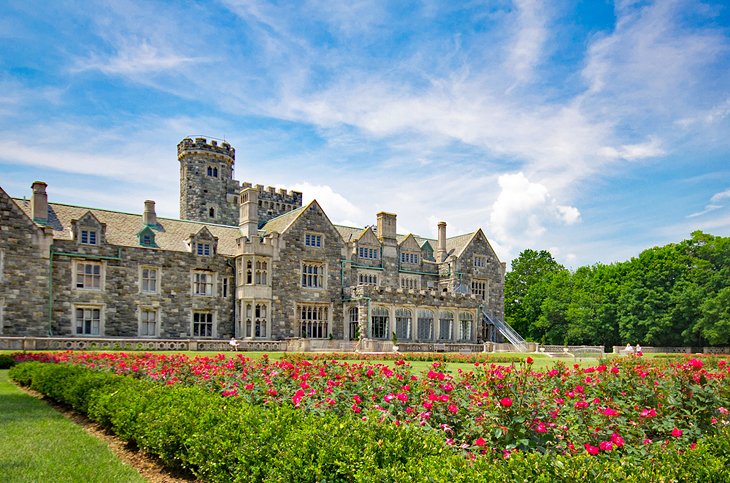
[10, 351, 729, 459]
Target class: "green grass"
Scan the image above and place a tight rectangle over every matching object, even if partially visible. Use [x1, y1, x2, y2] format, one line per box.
[0, 370, 145, 483]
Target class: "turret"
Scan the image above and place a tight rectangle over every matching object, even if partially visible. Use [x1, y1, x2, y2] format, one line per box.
[178, 137, 240, 226]
[239, 187, 259, 238]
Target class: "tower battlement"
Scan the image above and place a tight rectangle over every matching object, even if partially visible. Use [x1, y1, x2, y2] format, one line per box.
[178, 137, 235, 163]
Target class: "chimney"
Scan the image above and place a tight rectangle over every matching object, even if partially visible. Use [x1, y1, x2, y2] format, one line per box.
[143, 200, 157, 226]
[31, 181, 48, 225]
[436, 221, 447, 262]
[239, 187, 259, 238]
[376, 212, 397, 240]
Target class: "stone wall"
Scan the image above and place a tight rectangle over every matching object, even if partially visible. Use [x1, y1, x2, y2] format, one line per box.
[49, 239, 235, 338]
[269, 202, 346, 339]
[0, 188, 52, 336]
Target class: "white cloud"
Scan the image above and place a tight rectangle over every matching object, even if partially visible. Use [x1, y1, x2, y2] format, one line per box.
[710, 188, 730, 203]
[506, 0, 549, 87]
[74, 40, 204, 75]
[290, 182, 362, 225]
[489, 172, 581, 251]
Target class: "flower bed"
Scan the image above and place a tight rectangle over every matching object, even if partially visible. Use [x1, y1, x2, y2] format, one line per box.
[11, 351, 729, 458]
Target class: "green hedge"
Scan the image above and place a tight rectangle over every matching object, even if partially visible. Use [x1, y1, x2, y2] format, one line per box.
[9, 362, 730, 482]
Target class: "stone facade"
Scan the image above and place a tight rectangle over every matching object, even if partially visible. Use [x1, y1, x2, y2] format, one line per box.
[0, 137, 511, 345]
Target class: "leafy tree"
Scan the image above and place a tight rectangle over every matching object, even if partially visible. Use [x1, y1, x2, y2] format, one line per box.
[504, 249, 565, 340]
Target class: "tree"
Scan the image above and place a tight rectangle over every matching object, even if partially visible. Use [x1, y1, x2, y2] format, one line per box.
[505, 249, 565, 340]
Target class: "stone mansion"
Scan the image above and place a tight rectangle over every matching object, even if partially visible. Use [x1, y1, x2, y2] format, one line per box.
[0, 137, 517, 348]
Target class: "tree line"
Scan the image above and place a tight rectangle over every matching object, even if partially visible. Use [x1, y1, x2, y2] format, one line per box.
[504, 231, 730, 348]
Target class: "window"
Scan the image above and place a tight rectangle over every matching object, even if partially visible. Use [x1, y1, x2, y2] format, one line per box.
[196, 243, 212, 256]
[474, 256, 487, 268]
[0, 249, 4, 282]
[358, 247, 379, 259]
[255, 304, 267, 338]
[301, 262, 324, 288]
[139, 308, 157, 337]
[223, 277, 229, 297]
[358, 272, 378, 286]
[80, 229, 98, 245]
[246, 259, 253, 284]
[193, 311, 213, 337]
[417, 310, 434, 340]
[75, 262, 102, 290]
[304, 233, 322, 247]
[371, 307, 389, 339]
[400, 275, 420, 290]
[140, 267, 159, 293]
[75, 307, 101, 335]
[472, 280, 488, 302]
[193, 271, 214, 296]
[141, 232, 155, 247]
[459, 312, 473, 341]
[349, 307, 359, 340]
[438, 311, 454, 340]
[209, 207, 215, 218]
[395, 308, 411, 340]
[400, 252, 419, 264]
[207, 166, 218, 177]
[255, 260, 268, 285]
[243, 303, 268, 337]
[299, 304, 328, 338]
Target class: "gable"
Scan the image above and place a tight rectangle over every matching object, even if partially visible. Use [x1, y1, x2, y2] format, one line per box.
[1, 188, 41, 233]
[284, 200, 344, 246]
[399, 234, 421, 252]
[356, 227, 380, 246]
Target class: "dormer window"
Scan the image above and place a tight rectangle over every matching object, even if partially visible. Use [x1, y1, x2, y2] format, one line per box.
[137, 226, 157, 248]
[196, 243, 212, 256]
[207, 166, 218, 177]
[80, 229, 98, 245]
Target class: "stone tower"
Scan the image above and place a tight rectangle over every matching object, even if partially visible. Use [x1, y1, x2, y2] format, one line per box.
[178, 137, 241, 226]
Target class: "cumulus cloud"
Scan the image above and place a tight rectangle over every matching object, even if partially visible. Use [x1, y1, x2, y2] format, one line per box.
[489, 172, 581, 248]
[290, 182, 362, 226]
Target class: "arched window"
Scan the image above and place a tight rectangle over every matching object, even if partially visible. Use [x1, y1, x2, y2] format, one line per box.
[459, 312, 473, 341]
[246, 260, 253, 284]
[255, 304, 267, 338]
[209, 207, 215, 218]
[245, 303, 253, 338]
[417, 310, 433, 341]
[439, 311, 454, 340]
[255, 260, 268, 285]
[371, 307, 389, 339]
[395, 308, 411, 340]
[349, 307, 359, 340]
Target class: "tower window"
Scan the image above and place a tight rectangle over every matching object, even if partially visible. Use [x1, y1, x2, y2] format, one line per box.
[209, 207, 215, 218]
[207, 166, 218, 177]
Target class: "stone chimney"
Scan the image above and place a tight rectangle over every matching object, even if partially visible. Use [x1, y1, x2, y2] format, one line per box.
[31, 181, 48, 225]
[436, 221, 447, 262]
[143, 200, 157, 226]
[376, 212, 397, 240]
[239, 187, 259, 238]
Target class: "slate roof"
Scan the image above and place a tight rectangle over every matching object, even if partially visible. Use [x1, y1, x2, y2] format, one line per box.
[259, 204, 308, 235]
[13, 199, 242, 256]
[12, 196, 482, 260]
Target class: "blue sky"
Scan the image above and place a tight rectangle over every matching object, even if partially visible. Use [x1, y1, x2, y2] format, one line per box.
[1, 0, 729, 268]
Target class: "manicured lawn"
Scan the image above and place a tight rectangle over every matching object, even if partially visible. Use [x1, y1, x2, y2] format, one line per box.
[0, 370, 145, 483]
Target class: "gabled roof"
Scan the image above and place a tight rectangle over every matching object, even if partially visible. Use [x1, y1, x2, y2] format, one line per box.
[13, 199, 241, 256]
[259, 204, 308, 235]
[445, 232, 477, 258]
[335, 225, 366, 242]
